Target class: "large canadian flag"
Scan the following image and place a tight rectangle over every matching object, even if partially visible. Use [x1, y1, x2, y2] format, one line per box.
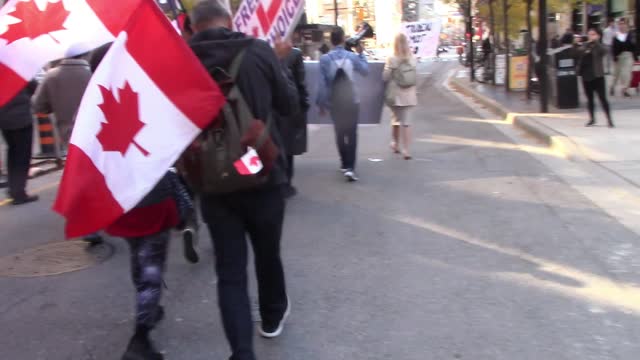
[53, 0, 224, 237]
[0, 0, 142, 106]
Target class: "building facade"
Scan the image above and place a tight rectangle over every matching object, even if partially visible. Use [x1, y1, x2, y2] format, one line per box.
[305, 0, 403, 47]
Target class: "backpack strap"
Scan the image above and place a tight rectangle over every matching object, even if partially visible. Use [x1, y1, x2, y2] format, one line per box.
[229, 48, 248, 80]
[225, 48, 273, 151]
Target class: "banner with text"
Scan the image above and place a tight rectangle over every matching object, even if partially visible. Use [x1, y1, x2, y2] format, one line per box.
[233, 0, 305, 45]
[401, 19, 442, 58]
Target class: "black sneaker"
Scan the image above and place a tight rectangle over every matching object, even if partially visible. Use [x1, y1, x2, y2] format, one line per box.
[121, 333, 164, 360]
[11, 195, 39, 205]
[259, 297, 291, 339]
[284, 185, 298, 199]
[83, 233, 104, 246]
[182, 228, 199, 264]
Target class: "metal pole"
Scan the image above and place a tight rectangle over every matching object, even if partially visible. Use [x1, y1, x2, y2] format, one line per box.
[334, 0, 339, 26]
[539, 0, 549, 113]
[503, 0, 510, 91]
[526, 0, 533, 100]
[490, 0, 496, 85]
[636, 0, 640, 53]
[468, 0, 475, 81]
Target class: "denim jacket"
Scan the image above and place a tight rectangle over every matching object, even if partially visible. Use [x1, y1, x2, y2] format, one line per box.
[316, 46, 369, 109]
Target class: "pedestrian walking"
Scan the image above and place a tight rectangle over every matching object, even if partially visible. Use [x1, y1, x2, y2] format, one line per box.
[0, 82, 39, 205]
[187, 2, 299, 359]
[384, 33, 418, 160]
[32, 53, 92, 153]
[281, 47, 310, 198]
[106, 171, 192, 360]
[611, 19, 638, 97]
[602, 17, 617, 74]
[576, 29, 614, 128]
[317, 27, 369, 182]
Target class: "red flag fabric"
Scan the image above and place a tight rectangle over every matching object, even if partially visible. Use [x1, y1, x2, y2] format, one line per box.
[0, 0, 142, 106]
[53, 0, 224, 237]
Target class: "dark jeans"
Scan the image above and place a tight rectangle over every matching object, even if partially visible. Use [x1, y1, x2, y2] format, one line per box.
[126, 231, 169, 329]
[331, 102, 359, 170]
[582, 77, 613, 125]
[200, 186, 287, 360]
[1, 125, 33, 199]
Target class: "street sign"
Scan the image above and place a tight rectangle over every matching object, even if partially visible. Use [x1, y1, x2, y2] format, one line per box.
[509, 56, 528, 90]
[495, 54, 506, 85]
[232, 0, 305, 45]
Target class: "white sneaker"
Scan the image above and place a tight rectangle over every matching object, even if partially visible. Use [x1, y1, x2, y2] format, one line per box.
[344, 170, 358, 182]
[259, 297, 291, 338]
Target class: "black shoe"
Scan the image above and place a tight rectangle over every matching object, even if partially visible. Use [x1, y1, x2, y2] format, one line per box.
[0, 176, 7, 189]
[182, 228, 199, 264]
[608, 123, 615, 128]
[284, 185, 298, 199]
[624, 91, 631, 98]
[11, 195, 39, 205]
[122, 332, 163, 360]
[260, 297, 291, 339]
[83, 234, 104, 246]
[585, 121, 596, 127]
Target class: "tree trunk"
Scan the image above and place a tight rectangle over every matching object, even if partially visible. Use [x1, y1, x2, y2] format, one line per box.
[526, 0, 533, 99]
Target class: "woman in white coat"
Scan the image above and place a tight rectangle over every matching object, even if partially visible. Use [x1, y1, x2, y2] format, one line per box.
[384, 33, 418, 160]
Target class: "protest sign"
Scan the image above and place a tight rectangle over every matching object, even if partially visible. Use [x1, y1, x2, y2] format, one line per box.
[233, 0, 305, 45]
[401, 19, 442, 58]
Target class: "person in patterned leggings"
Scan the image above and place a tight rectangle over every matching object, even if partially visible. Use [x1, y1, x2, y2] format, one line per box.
[106, 171, 192, 360]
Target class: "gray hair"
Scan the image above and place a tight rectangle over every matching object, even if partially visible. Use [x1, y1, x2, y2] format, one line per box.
[190, 0, 231, 27]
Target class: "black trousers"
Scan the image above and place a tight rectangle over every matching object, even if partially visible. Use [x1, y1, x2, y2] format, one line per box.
[582, 77, 613, 125]
[286, 155, 294, 184]
[200, 186, 287, 360]
[126, 231, 170, 329]
[331, 102, 359, 170]
[1, 125, 33, 199]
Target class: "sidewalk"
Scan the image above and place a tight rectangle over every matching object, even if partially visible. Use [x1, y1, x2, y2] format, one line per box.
[450, 71, 640, 188]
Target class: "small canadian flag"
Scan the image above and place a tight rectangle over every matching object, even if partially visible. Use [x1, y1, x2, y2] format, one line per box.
[234, 147, 263, 175]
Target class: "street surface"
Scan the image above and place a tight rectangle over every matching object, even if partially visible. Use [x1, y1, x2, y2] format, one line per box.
[1, 60, 640, 360]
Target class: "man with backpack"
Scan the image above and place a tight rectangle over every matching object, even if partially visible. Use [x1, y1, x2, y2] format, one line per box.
[317, 27, 369, 182]
[186, 1, 299, 360]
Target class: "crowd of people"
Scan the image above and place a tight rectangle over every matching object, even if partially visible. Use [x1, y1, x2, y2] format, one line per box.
[0, 1, 419, 359]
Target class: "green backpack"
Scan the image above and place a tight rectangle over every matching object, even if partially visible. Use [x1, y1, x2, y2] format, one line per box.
[179, 49, 275, 194]
[393, 59, 417, 88]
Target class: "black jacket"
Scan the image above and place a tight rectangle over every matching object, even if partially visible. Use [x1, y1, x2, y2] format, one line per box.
[576, 41, 606, 81]
[0, 80, 37, 130]
[613, 34, 638, 61]
[189, 28, 299, 186]
[281, 48, 309, 156]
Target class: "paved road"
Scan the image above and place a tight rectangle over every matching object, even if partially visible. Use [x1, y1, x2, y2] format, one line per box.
[1, 61, 640, 360]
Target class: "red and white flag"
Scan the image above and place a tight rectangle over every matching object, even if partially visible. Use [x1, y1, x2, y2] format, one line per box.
[234, 147, 263, 175]
[0, 0, 142, 106]
[53, 0, 224, 237]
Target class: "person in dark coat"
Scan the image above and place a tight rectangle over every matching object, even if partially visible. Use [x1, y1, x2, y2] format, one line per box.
[281, 47, 309, 198]
[0, 82, 39, 205]
[576, 28, 614, 127]
[188, 1, 299, 359]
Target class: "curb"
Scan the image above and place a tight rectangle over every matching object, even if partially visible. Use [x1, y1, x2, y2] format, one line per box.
[449, 75, 585, 161]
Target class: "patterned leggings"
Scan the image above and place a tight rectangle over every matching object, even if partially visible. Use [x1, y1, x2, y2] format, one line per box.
[126, 230, 170, 328]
